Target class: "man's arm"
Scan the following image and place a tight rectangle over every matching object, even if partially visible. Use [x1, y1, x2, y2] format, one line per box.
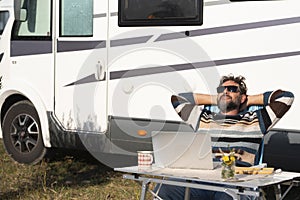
[171, 93, 204, 131]
[193, 93, 217, 105]
[194, 93, 264, 107]
[246, 94, 264, 106]
[258, 89, 294, 133]
[172, 93, 217, 105]
[186, 93, 264, 106]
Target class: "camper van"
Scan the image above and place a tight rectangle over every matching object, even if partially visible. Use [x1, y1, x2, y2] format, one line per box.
[0, 0, 299, 170]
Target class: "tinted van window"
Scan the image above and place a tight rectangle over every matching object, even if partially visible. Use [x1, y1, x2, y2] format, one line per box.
[0, 11, 9, 35]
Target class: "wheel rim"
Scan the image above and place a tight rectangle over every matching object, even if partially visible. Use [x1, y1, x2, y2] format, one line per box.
[9, 114, 39, 153]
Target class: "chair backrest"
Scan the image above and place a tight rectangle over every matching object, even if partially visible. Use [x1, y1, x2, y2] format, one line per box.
[204, 105, 263, 113]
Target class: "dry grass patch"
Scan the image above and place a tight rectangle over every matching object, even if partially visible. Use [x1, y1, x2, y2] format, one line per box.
[0, 140, 153, 200]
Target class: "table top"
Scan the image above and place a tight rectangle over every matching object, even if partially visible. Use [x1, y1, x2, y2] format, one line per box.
[115, 165, 300, 188]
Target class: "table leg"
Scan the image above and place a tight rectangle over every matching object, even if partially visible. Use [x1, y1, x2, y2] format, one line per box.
[140, 180, 150, 200]
[224, 188, 239, 200]
[184, 187, 190, 200]
[281, 181, 297, 200]
[274, 184, 282, 200]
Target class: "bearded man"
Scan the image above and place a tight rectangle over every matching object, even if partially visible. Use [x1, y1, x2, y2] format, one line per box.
[156, 74, 294, 200]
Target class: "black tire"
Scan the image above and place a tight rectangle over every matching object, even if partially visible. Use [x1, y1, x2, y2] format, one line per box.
[2, 100, 47, 164]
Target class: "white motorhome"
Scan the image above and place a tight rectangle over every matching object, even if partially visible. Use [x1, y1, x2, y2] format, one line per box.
[0, 0, 299, 170]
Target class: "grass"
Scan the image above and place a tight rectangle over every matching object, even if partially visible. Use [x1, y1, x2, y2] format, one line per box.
[1, 140, 300, 200]
[0, 140, 154, 200]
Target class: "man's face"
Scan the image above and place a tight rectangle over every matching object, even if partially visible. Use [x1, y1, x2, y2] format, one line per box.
[217, 80, 242, 114]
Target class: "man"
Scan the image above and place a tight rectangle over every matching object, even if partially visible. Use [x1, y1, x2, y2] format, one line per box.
[156, 74, 294, 200]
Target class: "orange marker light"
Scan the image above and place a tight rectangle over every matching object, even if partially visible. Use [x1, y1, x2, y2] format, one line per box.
[137, 130, 147, 136]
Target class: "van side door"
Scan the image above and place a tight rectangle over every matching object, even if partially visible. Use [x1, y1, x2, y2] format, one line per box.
[54, 0, 108, 133]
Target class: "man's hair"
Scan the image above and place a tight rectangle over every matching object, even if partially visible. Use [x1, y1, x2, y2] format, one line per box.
[219, 74, 247, 95]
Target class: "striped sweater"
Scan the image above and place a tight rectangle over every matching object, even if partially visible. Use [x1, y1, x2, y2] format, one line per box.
[172, 90, 294, 166]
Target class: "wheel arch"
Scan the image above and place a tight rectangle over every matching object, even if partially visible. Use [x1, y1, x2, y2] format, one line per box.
[0, 84, 51, 148]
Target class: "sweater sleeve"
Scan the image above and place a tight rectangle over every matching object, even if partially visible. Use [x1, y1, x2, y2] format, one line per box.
[171, 93, 203, 131]
[258, 90, 294, 133]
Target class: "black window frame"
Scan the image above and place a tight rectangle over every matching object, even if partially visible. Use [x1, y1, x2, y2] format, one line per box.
[11, 0, 52, 41]
[118, 0, 204, 27]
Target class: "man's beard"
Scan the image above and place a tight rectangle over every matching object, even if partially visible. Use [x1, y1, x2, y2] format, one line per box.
[218, 101, 238, 113]
[217, 95, 240, 113]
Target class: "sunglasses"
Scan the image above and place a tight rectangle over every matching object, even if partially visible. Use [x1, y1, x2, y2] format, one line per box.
[216, 85, 239, 93]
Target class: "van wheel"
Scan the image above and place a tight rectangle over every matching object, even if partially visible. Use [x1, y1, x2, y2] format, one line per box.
[2, 100, 47, 164]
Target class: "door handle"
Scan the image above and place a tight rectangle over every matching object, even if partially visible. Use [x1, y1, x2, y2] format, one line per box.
[95, 61, 106, 81]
